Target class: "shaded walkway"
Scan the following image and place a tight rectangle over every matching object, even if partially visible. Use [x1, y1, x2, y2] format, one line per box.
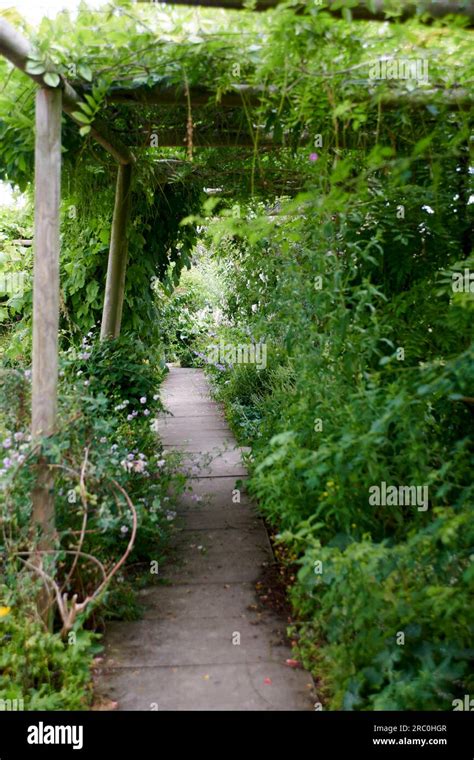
[97, 368, 314, 710]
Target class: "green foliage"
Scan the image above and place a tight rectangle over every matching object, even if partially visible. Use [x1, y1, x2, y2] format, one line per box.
[64, 331, 166, 411]
[286, 506, 474, 710]
[155, 254, 223, 366]
[204, 132, 473, 708]
[0, 600, 99, 709]
[0, 334, 185, 708]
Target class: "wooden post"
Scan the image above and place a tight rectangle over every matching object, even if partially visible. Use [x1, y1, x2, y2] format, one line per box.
[100, 163, 133, 339]
[31, 87, 62, 623]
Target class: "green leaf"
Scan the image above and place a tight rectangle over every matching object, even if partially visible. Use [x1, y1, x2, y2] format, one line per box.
[83, 94, 97, 109]
[25, 60, 46, 75]
[78, 101, 94, 116]
[78, 64, 93, 82]
[71, 111, 91, 125]
[79, 125, 91, 136]
[43, 72, 60, 88]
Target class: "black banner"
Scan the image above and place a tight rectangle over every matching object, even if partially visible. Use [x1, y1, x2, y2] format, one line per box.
[0, 711, 472, 758]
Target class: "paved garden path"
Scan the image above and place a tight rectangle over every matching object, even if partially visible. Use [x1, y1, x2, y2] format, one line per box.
[97, 368, 314, 710]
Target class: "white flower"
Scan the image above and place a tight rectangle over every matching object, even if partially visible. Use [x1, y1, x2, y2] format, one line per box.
[120, 525, 129, 535]
[140, 396, 147, 404]
[156, 459, 166, 468]
[100, 437, 107, 443]
[153, 394, 159, 401]
[143, 409, 150, 416]
[127, 414, 133, 421]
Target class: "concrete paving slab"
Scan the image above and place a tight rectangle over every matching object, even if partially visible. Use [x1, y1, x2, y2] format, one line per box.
[156, 418, 230, 432]
[169, 526, 272, 555]
[98, 662, 314, 711]
[181, 450, 248, 478]
[160, 430, 235, 447]
[179, 476, 250, 506]
[175, 510, 260, 530]
[161, 547, 271, 585]
[104, 615, 289, 668]
[138, 581, 262, 620]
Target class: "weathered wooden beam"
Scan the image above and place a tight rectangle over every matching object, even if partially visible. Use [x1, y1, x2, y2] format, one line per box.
[31, 87, 62, 625]
[100, 164, 133, 340]
[377, 88, 472, 107]
[106, 83, 269, 108]
[0, 18, 134, 165]
[106, 80, 472, 112]
[143, 0, 474, 24]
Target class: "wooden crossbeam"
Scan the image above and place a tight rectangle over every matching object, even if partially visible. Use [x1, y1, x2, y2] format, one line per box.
[107, 84, 472, 112]
[106, 83, 267, 108]
[147, 0, 474, 24]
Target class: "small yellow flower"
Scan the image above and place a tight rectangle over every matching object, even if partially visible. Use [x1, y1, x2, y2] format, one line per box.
[0, 606, 11, 618]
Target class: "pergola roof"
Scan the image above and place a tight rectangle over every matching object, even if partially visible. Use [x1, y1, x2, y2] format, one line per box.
[1, 0, 473, 164]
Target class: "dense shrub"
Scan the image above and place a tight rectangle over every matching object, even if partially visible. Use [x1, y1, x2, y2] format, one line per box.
[198, 145, 474, 709]
[0, 334, 185, 708]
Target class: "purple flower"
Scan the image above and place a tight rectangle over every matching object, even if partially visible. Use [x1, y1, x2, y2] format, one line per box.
[309, 152, 319, 162]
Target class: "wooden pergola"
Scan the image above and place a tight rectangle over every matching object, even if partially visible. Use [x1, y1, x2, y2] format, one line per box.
[0, 0, 472, 619]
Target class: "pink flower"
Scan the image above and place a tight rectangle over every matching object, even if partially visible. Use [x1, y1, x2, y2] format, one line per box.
[309, 152, 319, 162]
